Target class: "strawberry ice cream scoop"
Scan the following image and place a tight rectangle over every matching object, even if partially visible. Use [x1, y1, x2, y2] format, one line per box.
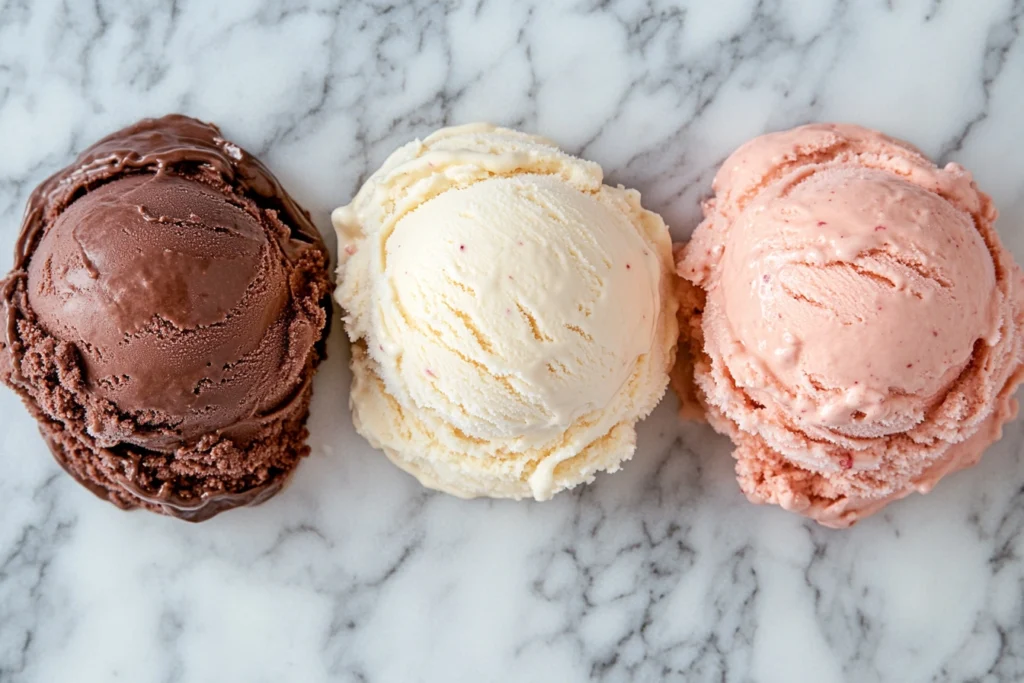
[677, 123, 1024, 527]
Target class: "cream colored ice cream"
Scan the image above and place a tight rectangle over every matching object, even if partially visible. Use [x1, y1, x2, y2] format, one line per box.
[334, 124, 678, 499]
[677, 123, 1024, 527]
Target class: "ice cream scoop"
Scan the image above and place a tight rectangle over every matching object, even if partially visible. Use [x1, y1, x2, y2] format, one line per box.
[0, 115, 332, 521]
[334, 124, 678, 500]
[676, 123, 1024, 527]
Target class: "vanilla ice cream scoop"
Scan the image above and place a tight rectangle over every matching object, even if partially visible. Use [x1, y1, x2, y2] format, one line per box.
[334, 124, 678, 500]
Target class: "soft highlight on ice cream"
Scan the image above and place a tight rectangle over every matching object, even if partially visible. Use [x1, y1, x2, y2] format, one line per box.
[334, 124, 678, 500]
[676, 123, 1024, 527]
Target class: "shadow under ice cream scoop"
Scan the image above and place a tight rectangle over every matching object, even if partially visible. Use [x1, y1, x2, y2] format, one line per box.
[676, 123, 1024, 527]
[0, 115, 332, 521]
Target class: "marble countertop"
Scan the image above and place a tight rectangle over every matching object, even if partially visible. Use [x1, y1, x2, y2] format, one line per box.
[2, 1, 1024, 681]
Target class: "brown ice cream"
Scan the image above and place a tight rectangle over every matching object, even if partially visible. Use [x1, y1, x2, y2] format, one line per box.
[0, 115, 332, 521]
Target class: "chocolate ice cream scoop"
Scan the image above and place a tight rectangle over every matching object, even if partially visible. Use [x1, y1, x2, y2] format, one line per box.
[0, 115, 332, 521]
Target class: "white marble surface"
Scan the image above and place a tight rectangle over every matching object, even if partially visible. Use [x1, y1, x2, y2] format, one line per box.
[2, 0, 1024, 681]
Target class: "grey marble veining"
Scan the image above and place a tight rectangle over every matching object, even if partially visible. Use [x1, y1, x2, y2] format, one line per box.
[2, 0, 1024, 681]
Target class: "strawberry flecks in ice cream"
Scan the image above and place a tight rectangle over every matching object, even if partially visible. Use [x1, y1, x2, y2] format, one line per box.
[675, 122, 1024, 528]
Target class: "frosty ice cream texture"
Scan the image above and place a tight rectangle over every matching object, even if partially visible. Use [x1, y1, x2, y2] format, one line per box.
[0, 115, 332, 521]
[334, 124, 678, 499]
[677, 123, 1024, 527]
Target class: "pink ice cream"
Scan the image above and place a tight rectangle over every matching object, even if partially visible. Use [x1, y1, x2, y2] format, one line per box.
[677, 123, 1024, 528]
